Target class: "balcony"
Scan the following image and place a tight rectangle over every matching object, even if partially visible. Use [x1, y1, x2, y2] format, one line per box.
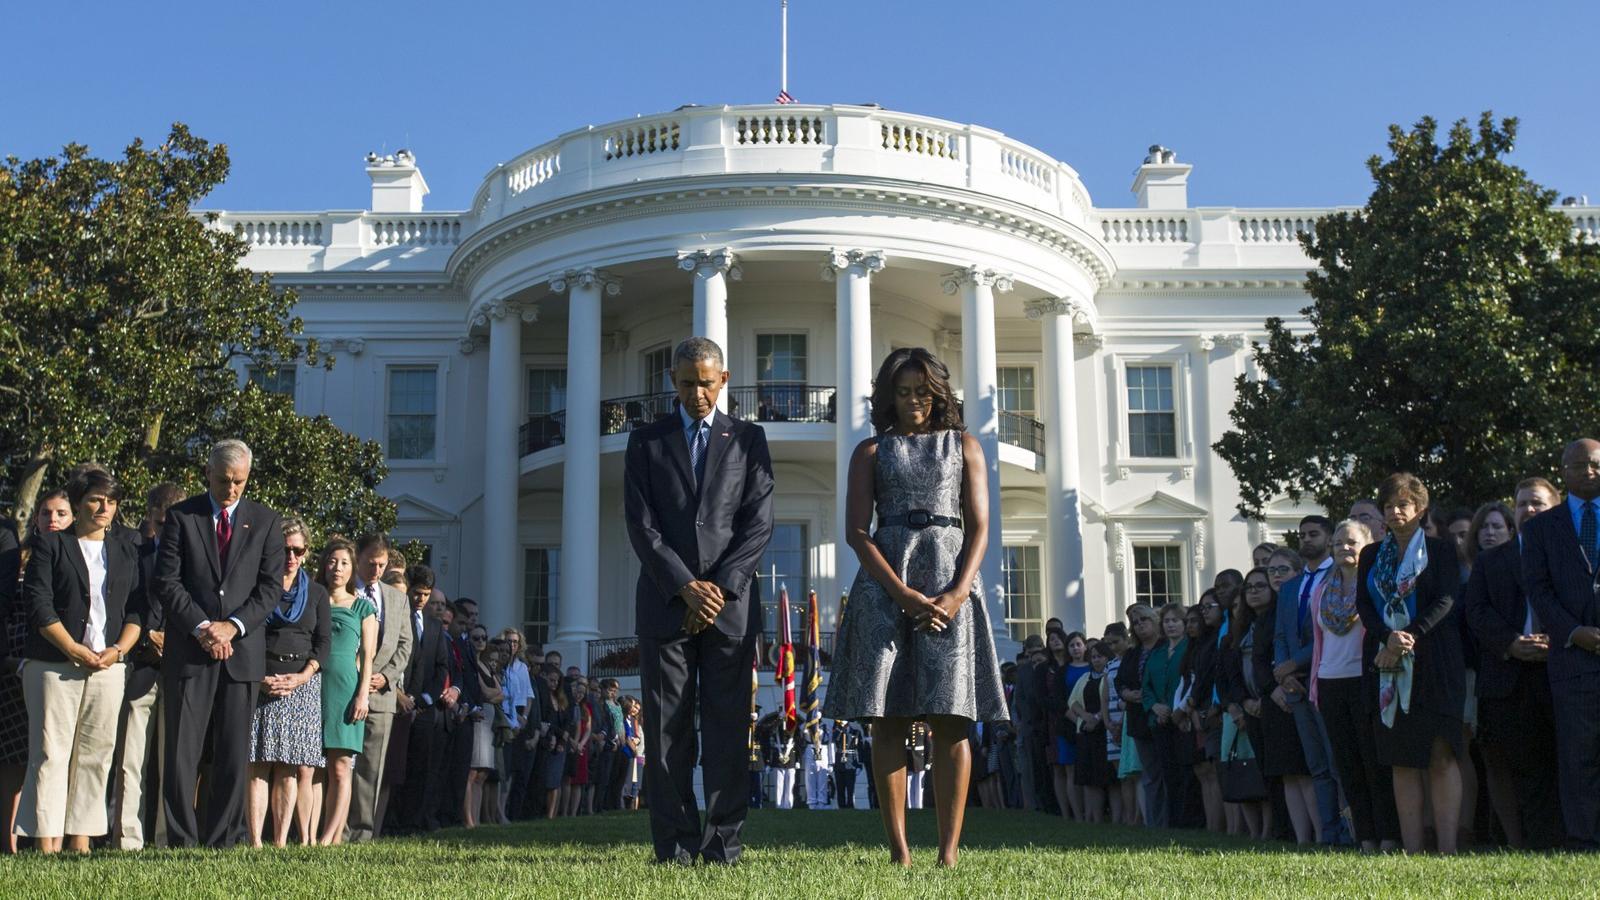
[518, 384, 1045, 461]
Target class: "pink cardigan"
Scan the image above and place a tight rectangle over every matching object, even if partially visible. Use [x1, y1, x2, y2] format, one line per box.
[1307, 569, 1366, 705]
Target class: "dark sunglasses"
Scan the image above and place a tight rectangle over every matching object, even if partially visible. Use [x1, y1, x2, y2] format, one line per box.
[287, 546, 309, 557]
[471, 635, 488, 643]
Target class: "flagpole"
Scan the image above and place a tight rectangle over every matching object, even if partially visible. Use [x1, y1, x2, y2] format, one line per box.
[781, 0, 788, 96]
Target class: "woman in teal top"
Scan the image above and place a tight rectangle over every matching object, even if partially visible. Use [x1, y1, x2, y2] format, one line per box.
[1142, 603, 1190, 827]
[314, 537, 376, 846]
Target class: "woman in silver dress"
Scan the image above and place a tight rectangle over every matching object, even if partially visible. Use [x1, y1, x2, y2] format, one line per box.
[823, 347, 1007, 868]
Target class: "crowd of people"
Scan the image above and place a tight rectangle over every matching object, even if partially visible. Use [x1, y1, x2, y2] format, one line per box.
[3, 432, 1598, 857]
[0, 441, 647, 854]
[746, 440, 1600, 858]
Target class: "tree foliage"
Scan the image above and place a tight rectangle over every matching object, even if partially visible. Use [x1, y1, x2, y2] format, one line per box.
[0, 125, 395, 539]
[1215, 113, 1600, 518]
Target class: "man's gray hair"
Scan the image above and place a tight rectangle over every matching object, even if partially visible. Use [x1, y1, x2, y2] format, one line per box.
[208, 439, 254, 470]
[672, 337, 725, 370]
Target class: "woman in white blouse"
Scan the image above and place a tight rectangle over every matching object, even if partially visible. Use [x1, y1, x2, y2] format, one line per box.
[14, 469, 145, 854]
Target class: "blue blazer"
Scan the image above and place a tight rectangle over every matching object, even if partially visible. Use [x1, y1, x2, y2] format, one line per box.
[1521, 503, 1600, 685]
[1273, 573, 1315, 702]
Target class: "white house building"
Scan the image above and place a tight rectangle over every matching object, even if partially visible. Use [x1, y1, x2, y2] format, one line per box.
[211, 104, 1600, 674]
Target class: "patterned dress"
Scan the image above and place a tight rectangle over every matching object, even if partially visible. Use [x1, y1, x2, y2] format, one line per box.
[823, 430, 1008, 723]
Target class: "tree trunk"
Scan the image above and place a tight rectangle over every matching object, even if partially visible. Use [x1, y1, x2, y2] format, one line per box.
[143, 411, 164, 458]
[12, 444, 54, 537]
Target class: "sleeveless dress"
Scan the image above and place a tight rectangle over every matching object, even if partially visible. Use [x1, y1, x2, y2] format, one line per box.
[321, 596, 376, 753]
[822, 430, 1008, 723]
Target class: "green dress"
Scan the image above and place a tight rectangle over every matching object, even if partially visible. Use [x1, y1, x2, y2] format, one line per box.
[322, 596, 376, 753]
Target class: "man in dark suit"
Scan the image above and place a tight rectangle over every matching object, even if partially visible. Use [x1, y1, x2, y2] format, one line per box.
[1465, 476, 1564, 849]
[393, 564, 450, 833]
[154, 440, 284, 848]
[1523, 438, 1600, 849]
[624, 336, 774, 865]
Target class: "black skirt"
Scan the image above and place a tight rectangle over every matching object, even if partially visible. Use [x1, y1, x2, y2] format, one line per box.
[1074, 725, 1114, 788]
[1258, 696, 1309, 778]
[1375, 706, 1463, 770]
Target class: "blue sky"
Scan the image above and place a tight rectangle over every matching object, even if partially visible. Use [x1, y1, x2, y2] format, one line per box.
[4, 1, 1595, 212]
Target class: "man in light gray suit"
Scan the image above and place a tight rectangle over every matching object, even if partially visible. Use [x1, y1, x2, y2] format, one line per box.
[345, 533, 412, 842]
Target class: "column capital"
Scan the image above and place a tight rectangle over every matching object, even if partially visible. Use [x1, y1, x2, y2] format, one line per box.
[457, 335, 483, 355]
[821, 248, 886, 281]
[676, 248, 743, 280]
[1073, 332, 1105, 351]
[469, 298, 539, 328]
[941, 266, 1014, 295]
[548, 267, 622, 296]
[326, 337, 366, 356]
[1023, 296, 1095, 327]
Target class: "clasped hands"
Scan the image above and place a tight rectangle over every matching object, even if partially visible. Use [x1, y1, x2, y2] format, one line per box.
[681, 580, 726, 635]
[67, 643, 122, 670]
[895, 586, 963, 633]
[1374, 630, 1416, 670]
[1508, 633, 1551, 662]
[197, 621, 239, 661]
[262, 671, 307, 699]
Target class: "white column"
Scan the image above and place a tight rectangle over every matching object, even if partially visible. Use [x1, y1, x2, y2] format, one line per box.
[1027, 298, 1089, 632]
[476, 299, 531, 635]
[551, 268, 619, 652]
[823, 249, 885, 600]
[943, 266, 1013, 653]
[679, 248, 740, 412]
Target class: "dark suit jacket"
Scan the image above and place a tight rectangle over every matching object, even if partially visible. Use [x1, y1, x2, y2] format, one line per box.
[262, 581, 331, 678]
[23, 529, 147, 663]
[1521, 502, 1600, 685]
[154, 494, 285, 681]
[126, 536, 167, 699]
[403, 610, 450, 705]
[624, 409, 775, 639]
[1464, 539, 1541, 699]
[1355, 536, 1465, 718]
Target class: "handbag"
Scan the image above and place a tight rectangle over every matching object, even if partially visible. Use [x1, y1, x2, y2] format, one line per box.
[1220, 728, 1266, 803]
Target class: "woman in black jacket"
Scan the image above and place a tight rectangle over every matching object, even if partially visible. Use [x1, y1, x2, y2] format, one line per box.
[246, 516, 332, 847]
[1356, 472, 1465, 855]
[15, 470, 145, 855]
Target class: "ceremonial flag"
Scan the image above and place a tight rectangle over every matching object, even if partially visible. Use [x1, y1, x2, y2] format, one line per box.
[777, 585, 797, 728]
[776, 90, 795, 104]
[800, 590, 823, 743]
[750, 632, 762, 752]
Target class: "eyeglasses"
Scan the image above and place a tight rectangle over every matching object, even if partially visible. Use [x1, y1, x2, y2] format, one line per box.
[1245, 582, 1270, 591]
[470, 635, 487, 643]
[286, 546, 309, 557]
[1200, 602, 1221, 610]
[1266, 566, 1294, 576]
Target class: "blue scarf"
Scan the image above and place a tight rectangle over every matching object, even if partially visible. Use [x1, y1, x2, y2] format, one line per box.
[271, 569, 310, 626]
[1371, 529, 1426, 728]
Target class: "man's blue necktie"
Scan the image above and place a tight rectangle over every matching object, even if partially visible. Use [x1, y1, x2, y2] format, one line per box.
[1581, 501, 1598, 571]
[690, 422, 708, 488]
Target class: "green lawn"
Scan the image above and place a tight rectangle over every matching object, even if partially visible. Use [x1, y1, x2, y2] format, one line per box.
[0, 809, 1589, 898]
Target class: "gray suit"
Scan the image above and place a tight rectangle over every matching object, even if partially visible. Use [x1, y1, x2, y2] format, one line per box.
[346, 580, 412, 842]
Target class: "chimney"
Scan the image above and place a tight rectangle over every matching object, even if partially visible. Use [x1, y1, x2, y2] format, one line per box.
[365, 149, 429, 213]
[1130, 145, 1192, 209]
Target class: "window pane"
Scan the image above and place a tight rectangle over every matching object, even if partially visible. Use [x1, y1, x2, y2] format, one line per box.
[756, 334, 808, 385]
[249, 365, 296, 396]
[643, 346, 673, 395]
[996, 367, 1036, 415]
[1126, 365, 1177, 458]
[387, 367, 437, 460]
[756, 523, 808, 636]
[1001, 545, 1042, 642]
[527, 368, 568, 417]
[523, 547, 559, 647]
[1132, 544, 1185, 607]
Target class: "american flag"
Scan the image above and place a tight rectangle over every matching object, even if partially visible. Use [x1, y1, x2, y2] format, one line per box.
[775, 89, 795, 104]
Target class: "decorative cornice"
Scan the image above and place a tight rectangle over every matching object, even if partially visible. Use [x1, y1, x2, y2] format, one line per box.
[1112, 523, 1127, 572]
[457, 335, 484, 355]
[447, 179, 1116, 292]
[941, 266, 1015, 295]
[547, 267, 622, 296]
[1074, 332, 1106, 350]
[933, 328, 959, 352]
[468, 298, 539, 328]
[676, 248, 743, 281]
[820, 248, 887, 281]
[1108, 276, 1305, 292]
[1192, 520, 1207, 571]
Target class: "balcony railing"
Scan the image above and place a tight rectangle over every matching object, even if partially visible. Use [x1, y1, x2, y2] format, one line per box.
[519, 388, 1042, 458]
[585, 632, 836, 678]
[1000, 410, 1045, 456]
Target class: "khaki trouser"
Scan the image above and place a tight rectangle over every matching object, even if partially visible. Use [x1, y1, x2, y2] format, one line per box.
[115, 680, 166, 850]
[15, 659, 126, 838]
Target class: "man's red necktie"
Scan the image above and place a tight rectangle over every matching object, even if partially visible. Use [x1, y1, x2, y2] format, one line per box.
[217, 507, 233, 572]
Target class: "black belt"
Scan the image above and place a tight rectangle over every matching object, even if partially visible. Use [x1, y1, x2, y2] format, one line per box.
[880, 510, 962, 530]
[267, 651, 305, 663]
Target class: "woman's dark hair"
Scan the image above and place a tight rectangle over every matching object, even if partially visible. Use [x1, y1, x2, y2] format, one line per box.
[1377, 472, 1429, 513]
[65, 469, 124, 509]
[29, 489, 70, 538]
[315, 536, 357, 591]
[1063, 631, 1087, 661]
[1227, 566, 1273, 651]
[868, 347, 964, 435]
[1467, 501, 1515, 562]
[1088, 641, 1114, 662]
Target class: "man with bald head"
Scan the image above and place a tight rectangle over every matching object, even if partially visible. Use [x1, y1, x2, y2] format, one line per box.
[1522, 438, 1600, 848]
